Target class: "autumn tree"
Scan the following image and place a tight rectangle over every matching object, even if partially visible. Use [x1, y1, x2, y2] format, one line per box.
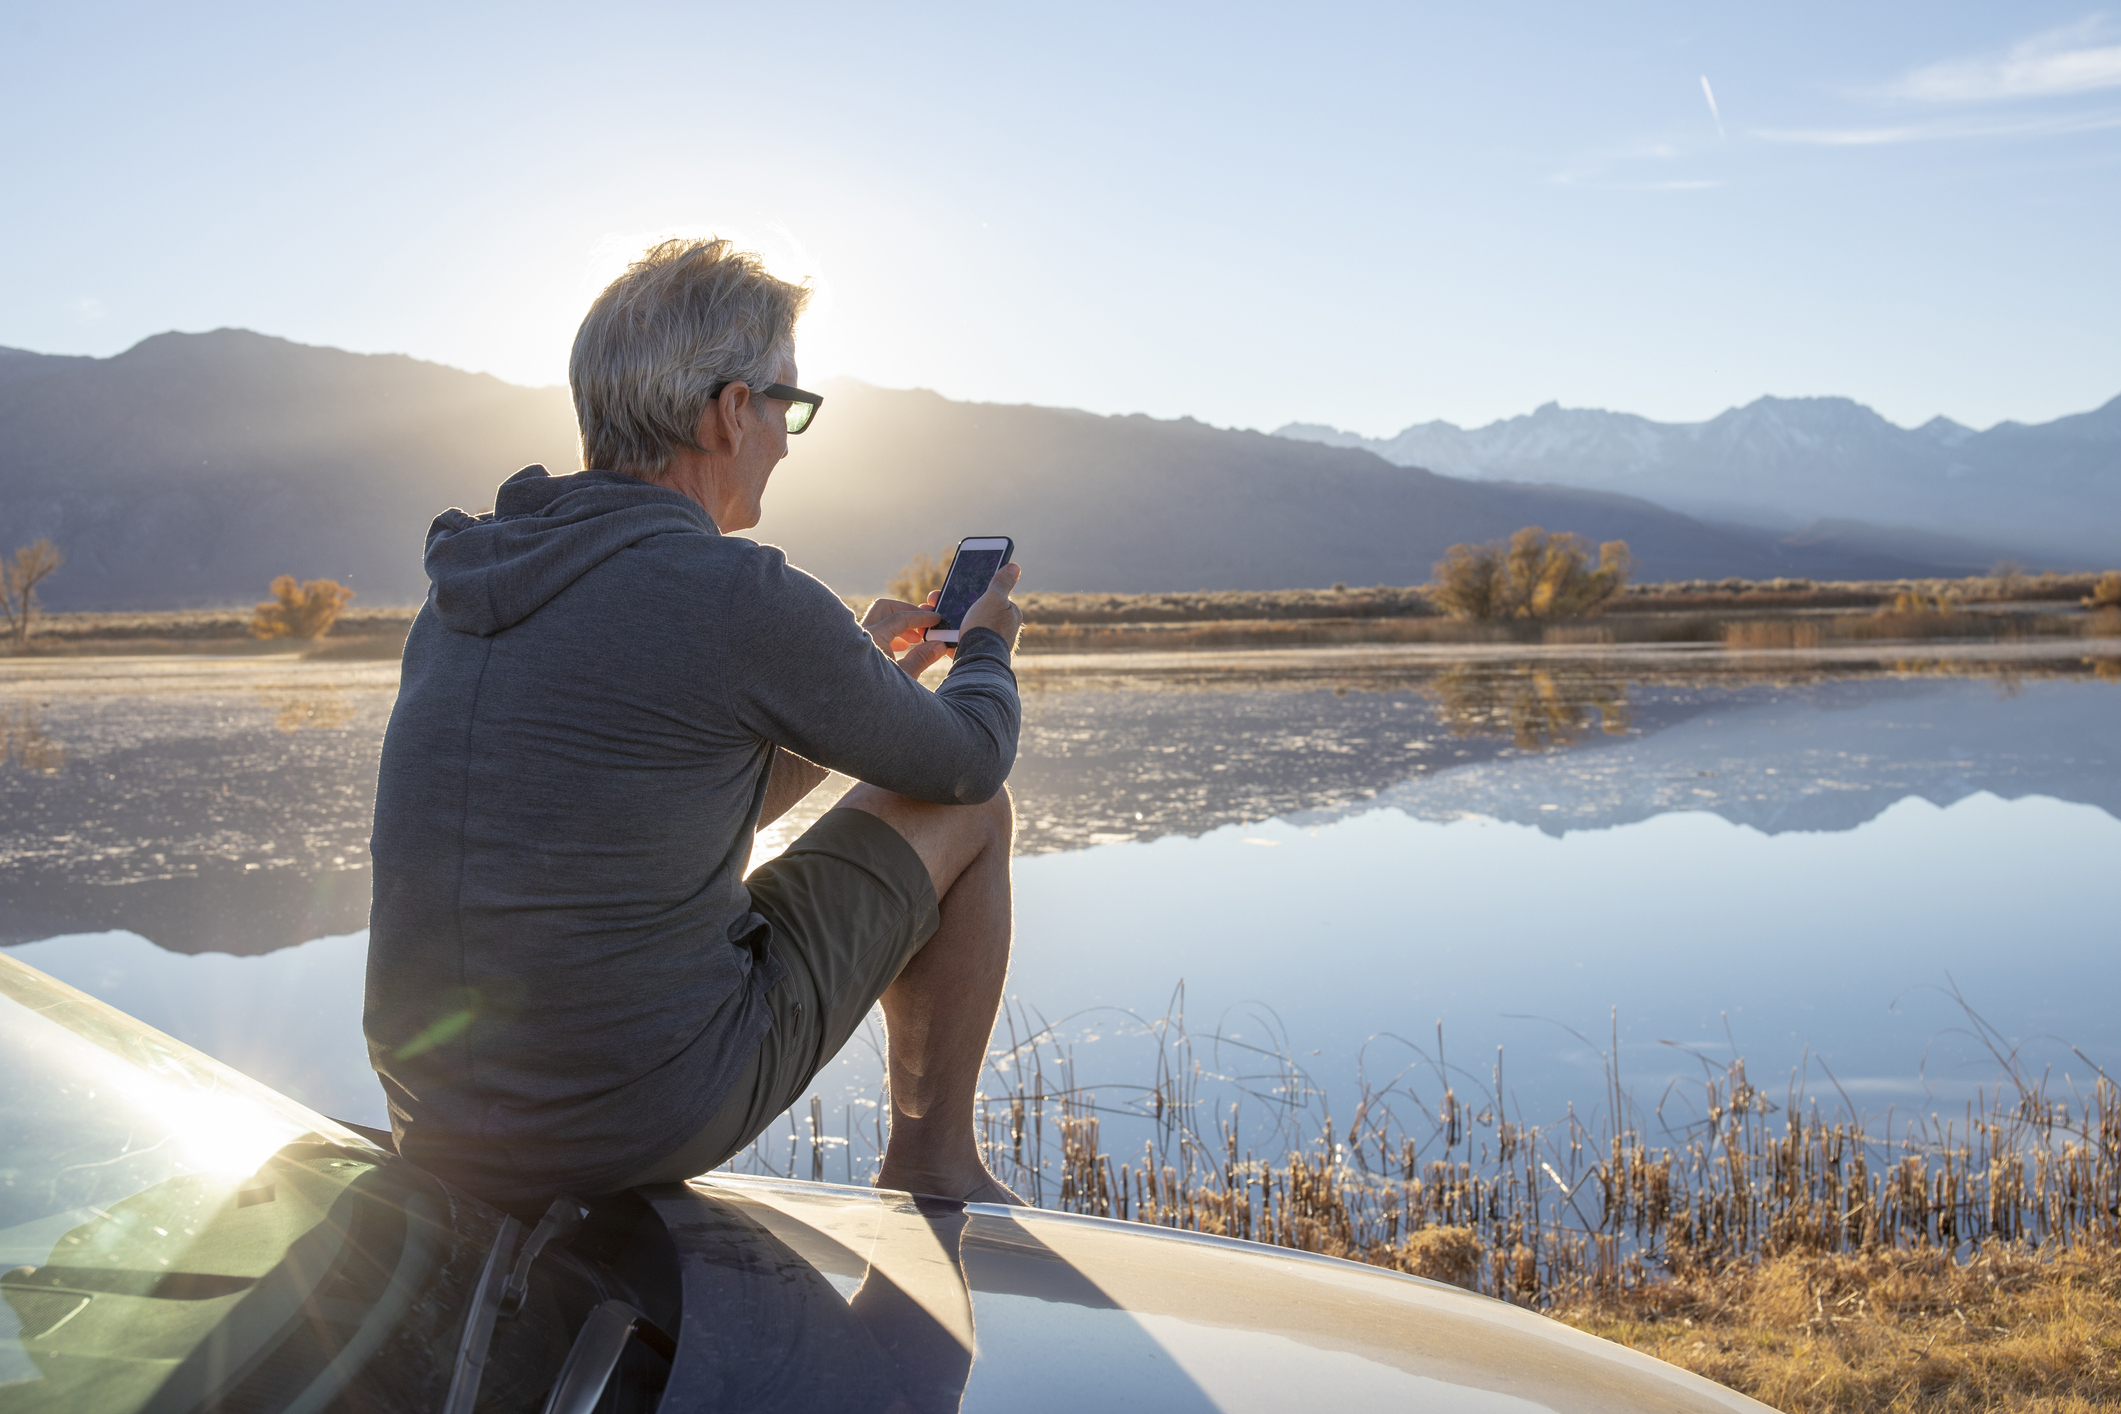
[885, 547, 956, 604]
[2083, 571, 2121, 610]
[1, 539, 64, 650]
[1884, 588, 1955, 616]
[1429, 527, 1630, 622]
[250, 576, 356, 640]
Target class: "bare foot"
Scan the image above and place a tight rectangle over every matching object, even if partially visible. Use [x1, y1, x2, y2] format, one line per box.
[961, 1176, 1027, 1207]
[876, 1164, 1028, 1207]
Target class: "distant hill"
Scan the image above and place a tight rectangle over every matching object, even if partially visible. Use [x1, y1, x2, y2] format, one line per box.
[753, 382, 1970, 591]
[1278, 394, 2121, 567]
[0, 331, 579, 608]
[0, 330, 1991, 610]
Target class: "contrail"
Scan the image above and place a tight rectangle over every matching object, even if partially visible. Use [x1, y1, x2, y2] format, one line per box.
[1700, 75, 1726, 139]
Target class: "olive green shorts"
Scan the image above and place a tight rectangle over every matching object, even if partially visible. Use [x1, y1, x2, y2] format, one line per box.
[618, 807, 940, 1187]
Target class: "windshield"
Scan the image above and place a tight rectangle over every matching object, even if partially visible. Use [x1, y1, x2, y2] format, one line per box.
[0, 954, 479, 1413]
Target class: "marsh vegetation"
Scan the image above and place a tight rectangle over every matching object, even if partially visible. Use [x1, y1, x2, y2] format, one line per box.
[12, 564, 2120, 658]
[750, 996, 2121, 1413]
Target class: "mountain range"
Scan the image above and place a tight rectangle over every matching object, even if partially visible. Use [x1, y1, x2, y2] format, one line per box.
[1, 330, 2105, 610]
[1277, 394, 2121, 566]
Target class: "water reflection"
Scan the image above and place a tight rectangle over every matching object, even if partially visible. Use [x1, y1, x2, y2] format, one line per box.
[260, 690, 354, 733]
[1005, 651, 2120, 853]
[1423, 664, 1631, 752]
[4, 650, 2119, 956]
[0, 664, 390, 953]
[2, 705, 65, 774]
[5, 648, 2118, 1149]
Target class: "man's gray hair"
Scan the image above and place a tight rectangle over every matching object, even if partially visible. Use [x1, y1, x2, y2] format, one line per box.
[571, 237, 812, 476]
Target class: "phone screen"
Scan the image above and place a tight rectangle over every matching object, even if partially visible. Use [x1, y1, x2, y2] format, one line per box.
[935, 546, 1009, 629]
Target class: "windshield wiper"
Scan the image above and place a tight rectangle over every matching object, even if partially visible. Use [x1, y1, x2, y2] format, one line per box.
[446, 1195, 675, 1414]
[501, 1196, 585, 1315]
[541, 1299, 678, 1414]
[442, 1195, 607, 1414]
[439, 1213, 523, 1414]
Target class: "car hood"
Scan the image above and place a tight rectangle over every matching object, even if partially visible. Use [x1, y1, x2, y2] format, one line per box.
[646, 1175, 1773, 1414]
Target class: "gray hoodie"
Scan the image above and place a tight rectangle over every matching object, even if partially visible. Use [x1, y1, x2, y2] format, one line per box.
[364, 466, 1018, 1205]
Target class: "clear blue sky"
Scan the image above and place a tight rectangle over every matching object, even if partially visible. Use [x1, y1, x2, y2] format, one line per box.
[5, 1, 2117, 434]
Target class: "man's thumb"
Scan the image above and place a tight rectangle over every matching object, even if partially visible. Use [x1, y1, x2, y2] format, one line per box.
[990, 562, 1022, 592]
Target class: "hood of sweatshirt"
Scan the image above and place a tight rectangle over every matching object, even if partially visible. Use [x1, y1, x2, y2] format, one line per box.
[424, 466, 710, 636]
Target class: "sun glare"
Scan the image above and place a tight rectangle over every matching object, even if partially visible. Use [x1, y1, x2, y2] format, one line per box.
[105, 1058, 308, 1178]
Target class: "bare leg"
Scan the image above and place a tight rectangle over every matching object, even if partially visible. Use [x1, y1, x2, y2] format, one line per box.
[833, 784, 1022, 1205]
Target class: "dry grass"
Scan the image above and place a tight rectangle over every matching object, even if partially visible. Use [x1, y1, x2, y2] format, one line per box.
[1020, 616, 1495, 652]
[1621, 573, 2108, 613]
[11, 607, 415, 659]
[1016, 585, 1440, 625]
[14, 569, 2119, 658]
[1561, 1244, 2121, 1412]
[1725, 620, 1828, 651]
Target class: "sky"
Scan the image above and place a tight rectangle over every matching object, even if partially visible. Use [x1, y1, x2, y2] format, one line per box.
[4, 1, 2118, 436]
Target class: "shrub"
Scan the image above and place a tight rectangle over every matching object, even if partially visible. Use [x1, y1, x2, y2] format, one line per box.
[1882, 588, 1954, 616]
[1, 539, 64, 649]
[1430, 527, 1630, 622]
[249, 576, 355, 640]
[885, 548, 954, 604]
[2083, 571, 2121, 610]
[1987, 558, 2027, 599]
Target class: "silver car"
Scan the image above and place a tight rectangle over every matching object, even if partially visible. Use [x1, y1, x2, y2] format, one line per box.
[0, 953, 1772, 1412]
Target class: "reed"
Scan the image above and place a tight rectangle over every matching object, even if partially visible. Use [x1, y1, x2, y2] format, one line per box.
[1724, 620, 1826, 651]
[746, 998, 2117, 1303]
[737, 993, 2120, 1409]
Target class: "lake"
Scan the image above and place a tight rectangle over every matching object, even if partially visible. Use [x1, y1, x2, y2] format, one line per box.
[4, 642, 2117, 1186]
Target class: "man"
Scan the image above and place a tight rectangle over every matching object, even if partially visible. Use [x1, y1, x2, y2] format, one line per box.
[364, 237, 1024, 1210]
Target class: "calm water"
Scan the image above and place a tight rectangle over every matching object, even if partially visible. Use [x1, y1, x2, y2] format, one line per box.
[5, 646, 2117, 1171]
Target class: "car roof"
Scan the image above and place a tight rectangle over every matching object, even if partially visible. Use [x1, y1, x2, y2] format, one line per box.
[649, 1174, 1773, 1413]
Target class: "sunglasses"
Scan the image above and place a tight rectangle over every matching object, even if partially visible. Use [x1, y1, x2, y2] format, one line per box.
[710, 380, 824, 435]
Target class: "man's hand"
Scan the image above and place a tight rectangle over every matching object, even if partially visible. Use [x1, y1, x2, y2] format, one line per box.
[862, 563, 1024, 676]
[961, 562, 1024, 650]
[862, 594, 951, 677]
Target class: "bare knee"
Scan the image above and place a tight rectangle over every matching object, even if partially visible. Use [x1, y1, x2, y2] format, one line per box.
[977, 784, 1014, 847]
[837, 782, 1012, 898]
[925, 785, 1010, 902]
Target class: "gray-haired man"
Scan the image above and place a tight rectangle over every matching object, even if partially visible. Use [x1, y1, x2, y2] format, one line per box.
[365, 237, 1024, 1210]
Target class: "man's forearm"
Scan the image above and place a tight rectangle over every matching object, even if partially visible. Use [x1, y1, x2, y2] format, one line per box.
[760, 747, 829, 827]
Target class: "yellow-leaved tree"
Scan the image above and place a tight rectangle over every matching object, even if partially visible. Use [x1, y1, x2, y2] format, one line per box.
[250, 577, 355, 640]
[885, 548, 956, 604]
[1430, 527, 1630, 622]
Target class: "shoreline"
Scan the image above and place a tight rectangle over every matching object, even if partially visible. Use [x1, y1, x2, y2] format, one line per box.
[7, 570, 2112, 663]
[4, 632, 2118, 695]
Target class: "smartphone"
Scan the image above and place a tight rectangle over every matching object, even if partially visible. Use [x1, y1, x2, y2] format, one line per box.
[924, 537, 1015, 644]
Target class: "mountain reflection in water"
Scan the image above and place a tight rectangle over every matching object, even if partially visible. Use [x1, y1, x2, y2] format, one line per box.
[3, 645, 2116, 1135]
[3, 650, 2118, 954]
